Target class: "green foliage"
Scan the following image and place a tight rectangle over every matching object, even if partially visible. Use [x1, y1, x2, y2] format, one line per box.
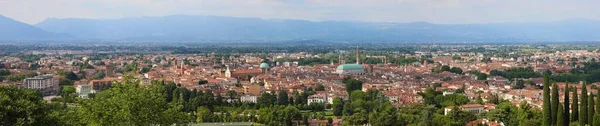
[557, 104, 565, 126]
[0, 86, 60, 125]
[92, 71, 105, 80]
[276, 90, 289, 105]
[572, 87, 579, 122]
[449, 67, 463, 74]
[542, 73, 551, 126]
[140, 66, 151, 73]
[344, 78, 363, 95]
[490, 67, 541, 80]
[6, 73, 37, 82]
[579, 84, 588, 125]
[76, 76, 191, 125]
[551, 83, 559, 125]
[315, 84, 325, 91]
[0, 69, 10, 76]
[65, 71, 78, 80]
[198, 79, 208, 85]
[332, 98, 344, 116]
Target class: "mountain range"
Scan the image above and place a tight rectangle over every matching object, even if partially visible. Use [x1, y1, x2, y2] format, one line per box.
[2, 15, 600, 42]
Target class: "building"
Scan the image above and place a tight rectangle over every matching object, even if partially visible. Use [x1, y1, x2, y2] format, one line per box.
[23, 74, 59, 96]
[260, 63, 269, 73]
[336, 47, 365, 75]
[89, 78, 114, 92]
[76, 84, 92, 99]
[336, 64, 365, 75]
[105, 64, 115, 77]
[444, 104, 485, 115]
[307, 93, 329, 105]
[240, 95, 258, 103]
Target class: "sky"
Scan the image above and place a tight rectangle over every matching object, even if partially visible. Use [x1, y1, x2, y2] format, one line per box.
[0, 0, 599, 24]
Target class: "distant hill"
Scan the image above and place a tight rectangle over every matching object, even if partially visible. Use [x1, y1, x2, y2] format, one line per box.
[22, 15, 600, 42]
[0, 15, 69, 41]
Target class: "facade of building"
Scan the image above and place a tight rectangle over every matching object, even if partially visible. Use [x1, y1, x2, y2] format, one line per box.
[23, 74, 59, 96]
[240, 95, 258, 103]
[307, 93, 329, 105]
[76, 84, 92, 99]
[444, 104, 485, 115]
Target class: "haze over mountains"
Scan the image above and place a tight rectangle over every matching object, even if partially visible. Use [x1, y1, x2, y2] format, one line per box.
[2, 15, 600, 42]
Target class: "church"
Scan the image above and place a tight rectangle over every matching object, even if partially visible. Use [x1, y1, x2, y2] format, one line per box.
[336, 47, 365, 75]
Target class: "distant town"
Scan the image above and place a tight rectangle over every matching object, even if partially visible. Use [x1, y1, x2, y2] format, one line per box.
[1, 42, 599, 126]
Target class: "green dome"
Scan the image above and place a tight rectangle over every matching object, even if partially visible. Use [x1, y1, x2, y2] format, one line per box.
[337, 64, 363, 70]
[260, 63, 269, 68]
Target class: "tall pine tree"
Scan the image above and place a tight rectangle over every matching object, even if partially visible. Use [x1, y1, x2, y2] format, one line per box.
[563, 83, 570, 126]
[557, 104, 565, 126]
[572, 87, 578, 122]
[580, 84, 588, 125]
[551, 83, 559, 125]
[542, 73, 551, 126]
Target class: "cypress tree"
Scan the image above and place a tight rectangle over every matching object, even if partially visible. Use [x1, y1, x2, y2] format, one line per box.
[580, 84, 588, 125]
[551, 83, 559, 125]
[588, 94, 595, 125]
[597, 90, 600, 114]
[563, 83, 570, 126]
[557, 104, 565, 126]
[572, 87, 578, 122]
[542, 73, 551, 126]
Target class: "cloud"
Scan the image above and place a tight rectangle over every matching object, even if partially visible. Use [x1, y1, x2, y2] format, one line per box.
[0, 0, 598, 24]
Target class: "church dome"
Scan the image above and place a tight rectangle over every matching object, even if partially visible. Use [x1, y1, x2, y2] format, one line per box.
[337, 64, 363, 70]
[260, 63, 269, 68]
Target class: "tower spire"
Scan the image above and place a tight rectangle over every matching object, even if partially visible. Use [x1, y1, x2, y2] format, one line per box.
[356, 46, 360, 64]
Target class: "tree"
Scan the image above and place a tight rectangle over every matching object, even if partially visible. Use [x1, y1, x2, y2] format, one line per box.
[258, 92, 276, 107]
[332, 98, 344, 116]
[0, 86, 59, 125]
[421, 105, 436, 126]
[92, 71, 106, 80]
[343, 108, 368, 125]
[551, 83, 559, 125]
[593, 113, 600, 126]
[597, 90, 600, 114]
[572, 87, 579, 122]
[542, 73, 551, 126]
[344, 78, 363, 95]
[197, 106, 212, 122]
[198, 80, 208, 85]
[449, 67, 463, 74]
[315, 84, 325, 91]
[368, 102, 399, 126]
[580, 84, 588, 125]
[557, 104, 565, 126]
[588, 94, 595, 125]
[441, 65, 450, 72]
[65, 71, 78, 80]
[76, 75, 191, 125]
[277, 90, 289, 105]
[563, 83, 570, 126]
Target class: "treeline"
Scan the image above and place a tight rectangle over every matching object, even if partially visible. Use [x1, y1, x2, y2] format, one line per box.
[552, 61, 600, 83]
[541, 73, 600, 126]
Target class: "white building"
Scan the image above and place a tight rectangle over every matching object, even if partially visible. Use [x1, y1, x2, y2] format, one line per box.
[240, 95, 258, 103]
[444, 104, 485, 115]
[307, 93, 329, 105]
[23, 74, 59, 96]
[76, 84, 92, 99]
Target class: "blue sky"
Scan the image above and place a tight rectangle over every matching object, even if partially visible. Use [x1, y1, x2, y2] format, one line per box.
[0, 0, 599, 24]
